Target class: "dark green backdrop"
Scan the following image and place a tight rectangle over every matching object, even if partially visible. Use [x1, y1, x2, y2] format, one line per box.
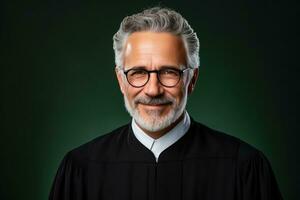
[1, 0, 299, 199]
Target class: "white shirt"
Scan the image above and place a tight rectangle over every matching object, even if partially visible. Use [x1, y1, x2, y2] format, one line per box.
[131, 111, 191, 162]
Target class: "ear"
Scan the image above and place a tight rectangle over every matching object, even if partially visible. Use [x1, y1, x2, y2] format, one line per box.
[115, 67, 125, 94]
[188, 68, 199, 95]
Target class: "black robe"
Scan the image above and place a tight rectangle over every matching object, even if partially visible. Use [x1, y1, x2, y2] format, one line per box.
[49, 119, 283, 200]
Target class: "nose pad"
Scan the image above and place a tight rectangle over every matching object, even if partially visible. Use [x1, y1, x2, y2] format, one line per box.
[144, 73, 163, 97]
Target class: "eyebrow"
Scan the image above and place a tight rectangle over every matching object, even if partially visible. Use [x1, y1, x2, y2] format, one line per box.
[160, 65, 182, 69]
[125, 65, 181, 70]
[125, 66, 147, 70]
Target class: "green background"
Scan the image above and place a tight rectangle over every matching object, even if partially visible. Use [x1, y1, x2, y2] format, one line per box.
[1, 0, 299, 199]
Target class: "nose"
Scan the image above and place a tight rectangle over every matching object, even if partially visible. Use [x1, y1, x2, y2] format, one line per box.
[144, 73, 164, 97]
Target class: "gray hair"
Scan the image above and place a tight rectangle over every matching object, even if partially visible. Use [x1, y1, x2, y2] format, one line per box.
[113, 7, 200, 69]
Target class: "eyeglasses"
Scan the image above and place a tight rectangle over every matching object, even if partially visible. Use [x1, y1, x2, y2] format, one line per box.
[121, 67, 192, 88]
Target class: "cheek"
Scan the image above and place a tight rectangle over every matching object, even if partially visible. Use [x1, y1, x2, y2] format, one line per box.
[124, 86, 142, 101]
[166, 87, 185, 102]
[176, 85, 188, 103]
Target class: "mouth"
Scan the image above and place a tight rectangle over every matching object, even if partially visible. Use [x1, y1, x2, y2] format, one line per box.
[134, 97, 174, 110]
[139, 102, 171, 109]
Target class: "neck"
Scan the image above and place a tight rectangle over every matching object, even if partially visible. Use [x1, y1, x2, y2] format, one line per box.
[136, 113, 185, 139]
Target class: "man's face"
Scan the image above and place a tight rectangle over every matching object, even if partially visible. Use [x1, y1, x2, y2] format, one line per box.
[116, 32, 197, 133]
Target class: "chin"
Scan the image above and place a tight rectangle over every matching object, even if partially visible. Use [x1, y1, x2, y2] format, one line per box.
[133, 108, 179, 132]
[136, 116, 173, 132]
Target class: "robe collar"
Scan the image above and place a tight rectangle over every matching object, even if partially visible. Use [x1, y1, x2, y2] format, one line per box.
[131, 111, 191, 162]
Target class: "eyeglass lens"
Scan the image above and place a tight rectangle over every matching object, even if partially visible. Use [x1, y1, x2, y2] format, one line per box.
[126, 68, 182, 87]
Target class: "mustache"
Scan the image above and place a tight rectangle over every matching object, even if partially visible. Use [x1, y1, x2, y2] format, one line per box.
[134, 96, 174, 105]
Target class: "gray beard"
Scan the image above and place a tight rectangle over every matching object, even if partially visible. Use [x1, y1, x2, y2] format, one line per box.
[123, 94, 187, 132]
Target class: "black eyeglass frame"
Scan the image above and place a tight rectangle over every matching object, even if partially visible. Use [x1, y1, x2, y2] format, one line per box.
[121, 67, 192, 88]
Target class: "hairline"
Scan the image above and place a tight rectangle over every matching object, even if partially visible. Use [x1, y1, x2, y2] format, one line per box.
[116, 30, 195, 70]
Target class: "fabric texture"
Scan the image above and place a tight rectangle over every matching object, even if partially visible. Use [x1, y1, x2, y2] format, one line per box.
[49, 119, 283, 200]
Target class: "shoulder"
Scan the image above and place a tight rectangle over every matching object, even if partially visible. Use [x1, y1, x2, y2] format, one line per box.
[189, 120, 261, 160]
[64, 123, 130, 166]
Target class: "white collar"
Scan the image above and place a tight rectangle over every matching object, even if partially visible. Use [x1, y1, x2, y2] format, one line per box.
[131, 111, 191, 162]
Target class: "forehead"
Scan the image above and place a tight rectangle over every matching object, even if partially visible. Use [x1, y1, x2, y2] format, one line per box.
[123, 32, 187, 69]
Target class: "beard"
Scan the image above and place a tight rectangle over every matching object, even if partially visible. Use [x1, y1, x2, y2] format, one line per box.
[123, 92, 187, 132]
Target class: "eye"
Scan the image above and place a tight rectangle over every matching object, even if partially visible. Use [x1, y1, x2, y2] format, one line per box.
[160, 68, 180, 77]
[128, 69, 148, 77]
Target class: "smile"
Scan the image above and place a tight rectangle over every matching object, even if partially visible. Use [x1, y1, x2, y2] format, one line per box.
[139, 103, 171, 108]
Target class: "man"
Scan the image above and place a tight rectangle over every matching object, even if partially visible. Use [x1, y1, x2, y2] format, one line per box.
[49, 7, 283, 200]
